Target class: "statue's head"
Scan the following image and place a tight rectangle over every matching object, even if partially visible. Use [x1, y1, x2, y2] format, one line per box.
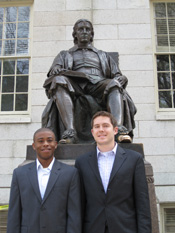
[72, 19, 94, 44]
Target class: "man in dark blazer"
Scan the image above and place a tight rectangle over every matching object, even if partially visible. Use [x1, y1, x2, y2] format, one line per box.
[75, 111, 151, 233]
[7, 128, 81, 233]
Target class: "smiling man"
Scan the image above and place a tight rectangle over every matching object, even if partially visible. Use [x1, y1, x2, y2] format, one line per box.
[7, 128, 81, 233]
[75, 111, 151, 233]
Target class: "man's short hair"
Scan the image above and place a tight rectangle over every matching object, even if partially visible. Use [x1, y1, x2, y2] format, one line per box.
[91, 111, 118, 128]
[72, 19, 94, 44]
[33, 128, 56, 141]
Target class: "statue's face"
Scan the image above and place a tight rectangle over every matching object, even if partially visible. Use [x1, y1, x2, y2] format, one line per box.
[75, 21, 92, 46]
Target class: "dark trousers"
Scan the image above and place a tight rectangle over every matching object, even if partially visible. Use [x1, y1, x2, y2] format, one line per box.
[105, 225, 109, 233]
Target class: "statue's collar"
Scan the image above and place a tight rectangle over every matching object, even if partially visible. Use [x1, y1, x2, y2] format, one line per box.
[69, 44, 98, 53]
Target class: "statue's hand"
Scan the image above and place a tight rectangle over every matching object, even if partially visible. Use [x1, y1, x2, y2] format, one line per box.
[49, 65, 66, 76]
[117, 75, 128, 88]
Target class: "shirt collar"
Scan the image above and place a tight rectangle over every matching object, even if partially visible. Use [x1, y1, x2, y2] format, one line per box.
[36, 157, 55, 171]
[69, 44, 98, 53]
[97, 143, 118, 157]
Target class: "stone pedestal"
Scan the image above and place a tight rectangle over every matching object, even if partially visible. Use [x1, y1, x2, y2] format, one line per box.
[24, 143, 159, 233]
[145, 160, 159, 233]
[24, 142, 145, 165]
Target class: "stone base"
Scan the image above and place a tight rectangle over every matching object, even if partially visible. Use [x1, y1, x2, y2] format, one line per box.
[23, 143, 159, 233]
[145, 160, 159, 233]
[26, 143, 144, 160]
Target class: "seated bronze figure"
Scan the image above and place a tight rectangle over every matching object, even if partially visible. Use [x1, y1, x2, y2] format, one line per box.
[42, 19, 137, 144]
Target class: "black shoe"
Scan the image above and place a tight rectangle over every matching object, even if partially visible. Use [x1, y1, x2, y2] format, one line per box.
[59, 129, 78, 144]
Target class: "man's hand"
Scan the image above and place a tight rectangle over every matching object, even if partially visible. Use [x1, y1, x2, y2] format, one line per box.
[117, 75, 128, 88]
[49, 65, 66, 76]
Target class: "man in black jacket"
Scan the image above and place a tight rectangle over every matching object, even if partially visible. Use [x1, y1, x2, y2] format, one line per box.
[75, 111, 151, 233]
[7, 128, 81, 233]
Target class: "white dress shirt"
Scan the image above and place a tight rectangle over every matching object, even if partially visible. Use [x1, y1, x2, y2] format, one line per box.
[36, 157, 55, 199]
[97, 144, 118, 193]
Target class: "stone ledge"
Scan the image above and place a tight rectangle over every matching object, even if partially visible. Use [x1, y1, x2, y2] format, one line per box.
[26, 143, 145, 160]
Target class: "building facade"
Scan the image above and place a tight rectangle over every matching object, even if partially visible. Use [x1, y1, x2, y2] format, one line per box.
[0, 0, 175, 232]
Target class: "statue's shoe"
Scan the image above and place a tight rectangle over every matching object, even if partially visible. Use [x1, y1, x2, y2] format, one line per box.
[59, 137, 77, 144]
[117, 125, 132, 143]
[117, 134, 132, 143]
[118, 125, 129, 135]
[59, 129, 78, 144]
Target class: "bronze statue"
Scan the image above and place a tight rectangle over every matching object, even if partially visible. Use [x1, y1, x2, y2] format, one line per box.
[42, 19, 137, 144]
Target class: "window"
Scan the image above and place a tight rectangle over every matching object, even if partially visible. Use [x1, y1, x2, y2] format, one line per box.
[0, 6, 31, 113]
[164, 208, 175, 232]
[153, 2, 175, 110]
[0, 205, 8, 233]
[161, 205, 175, 233]
[157, 54, 175, 108]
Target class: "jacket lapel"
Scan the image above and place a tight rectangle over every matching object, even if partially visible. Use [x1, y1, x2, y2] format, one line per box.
[108, 145, 127, 185]
[28, 161, 42, 203]
[42, 160, 61, 204]
[88, 150, 103, 185]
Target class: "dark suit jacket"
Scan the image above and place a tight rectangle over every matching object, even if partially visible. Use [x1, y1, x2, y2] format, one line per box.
[7, 159, 81, 233]
[75, 145, 151, 233]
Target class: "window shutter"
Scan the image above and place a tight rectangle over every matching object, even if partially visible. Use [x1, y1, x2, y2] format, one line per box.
[165, 208, 175, 233]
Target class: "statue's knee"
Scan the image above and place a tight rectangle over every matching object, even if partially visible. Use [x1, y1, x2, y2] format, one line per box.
[56, 85, 65, 91]
[108, 88, 121, 96]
